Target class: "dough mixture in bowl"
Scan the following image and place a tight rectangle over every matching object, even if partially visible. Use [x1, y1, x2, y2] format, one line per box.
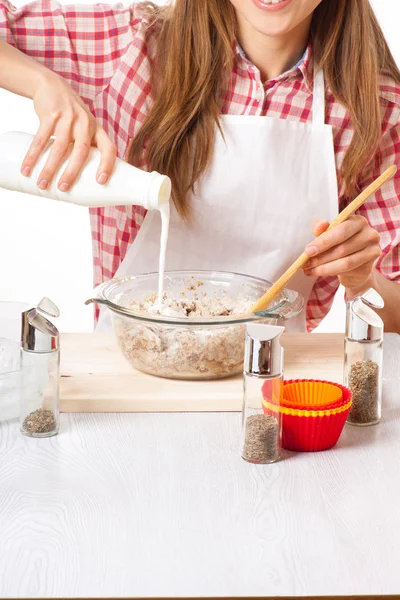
[113, 277, 263, 380]
[85, 271, 303, 381]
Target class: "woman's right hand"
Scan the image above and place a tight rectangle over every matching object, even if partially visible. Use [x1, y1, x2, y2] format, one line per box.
[21, 71, 117, 192]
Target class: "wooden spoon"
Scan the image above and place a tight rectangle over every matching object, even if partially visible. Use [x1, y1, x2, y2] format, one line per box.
[250, 164, 397, 315]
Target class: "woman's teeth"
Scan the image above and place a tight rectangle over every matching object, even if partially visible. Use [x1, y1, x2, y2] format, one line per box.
[260, 0, 285, 4]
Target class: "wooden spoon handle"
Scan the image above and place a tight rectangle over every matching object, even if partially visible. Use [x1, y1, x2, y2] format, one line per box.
[250, 164, 397, 315]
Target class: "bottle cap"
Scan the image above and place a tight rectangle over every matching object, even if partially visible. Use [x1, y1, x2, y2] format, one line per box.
[21, 297, 60, 352]
[244, 323, 284, 377]
[346, 288, 384, 342]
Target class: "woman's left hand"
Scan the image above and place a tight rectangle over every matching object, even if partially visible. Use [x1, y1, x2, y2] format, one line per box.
[303, 215, 381, 297]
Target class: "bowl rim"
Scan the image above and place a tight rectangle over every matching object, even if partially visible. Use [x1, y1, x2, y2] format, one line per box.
[86, 270, 304, 326]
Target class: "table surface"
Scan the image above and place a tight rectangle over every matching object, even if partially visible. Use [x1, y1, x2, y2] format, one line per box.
[0, 333, 400, 598]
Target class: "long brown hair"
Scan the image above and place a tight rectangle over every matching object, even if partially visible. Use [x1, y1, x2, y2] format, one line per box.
[129, 0, 400, 218]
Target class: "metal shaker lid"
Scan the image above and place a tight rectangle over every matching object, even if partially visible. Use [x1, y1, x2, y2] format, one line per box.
[21, 297, 60, 352]
[346, 288, 384, 342]
[244, 323, 285, 377]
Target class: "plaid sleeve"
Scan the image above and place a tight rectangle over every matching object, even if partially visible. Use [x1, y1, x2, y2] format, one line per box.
[0, 0, 141, 103]
[357, 115, 400, 282]
[307, 99, 400, 332]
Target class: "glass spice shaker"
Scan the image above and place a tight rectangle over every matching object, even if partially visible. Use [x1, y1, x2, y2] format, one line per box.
[241, 323, 284, 464]
[20, 298, 60, 438]
[344, 288, 384, 427]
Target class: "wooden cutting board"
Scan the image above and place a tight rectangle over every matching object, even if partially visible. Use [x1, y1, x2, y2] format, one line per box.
[60, 333, 345, 413]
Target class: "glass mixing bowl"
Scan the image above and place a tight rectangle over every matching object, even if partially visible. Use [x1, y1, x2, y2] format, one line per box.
[86, 270, 304, 380]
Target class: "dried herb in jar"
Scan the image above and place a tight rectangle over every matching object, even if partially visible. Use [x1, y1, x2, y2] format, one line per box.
[348, 359, 379, 425]
[242, 414, 280, 463]
[22, 408, 57, 434]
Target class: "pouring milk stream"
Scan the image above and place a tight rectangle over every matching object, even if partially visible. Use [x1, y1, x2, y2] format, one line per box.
[0, 131, 171, 311]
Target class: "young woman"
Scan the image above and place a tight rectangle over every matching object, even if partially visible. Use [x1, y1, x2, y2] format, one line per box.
[0, 0, 399, 332]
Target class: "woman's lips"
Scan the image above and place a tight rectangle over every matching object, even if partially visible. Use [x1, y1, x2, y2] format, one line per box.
[251, 0, 294, 12]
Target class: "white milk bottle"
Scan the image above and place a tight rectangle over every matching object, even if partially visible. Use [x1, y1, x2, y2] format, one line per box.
[0, 131, 171, 209]
[0, 131, 171, 308]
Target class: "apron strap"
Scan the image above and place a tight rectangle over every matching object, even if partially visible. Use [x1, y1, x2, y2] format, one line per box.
[312, 67, 326, 129]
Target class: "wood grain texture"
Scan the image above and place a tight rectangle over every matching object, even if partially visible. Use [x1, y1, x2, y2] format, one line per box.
[60, 333, 345, 412]
[0, 333, 399, 598]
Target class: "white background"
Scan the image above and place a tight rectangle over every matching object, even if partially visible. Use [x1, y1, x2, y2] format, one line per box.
[0, 0, 398, 333]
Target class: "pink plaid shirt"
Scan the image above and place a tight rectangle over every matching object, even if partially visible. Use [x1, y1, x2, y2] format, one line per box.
[1, 0, 400, 329]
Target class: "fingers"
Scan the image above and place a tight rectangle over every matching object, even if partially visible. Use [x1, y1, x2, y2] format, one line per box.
[94, 128, 117, 185]
[56, 138, 91, 191]
[21, 120, 55, 177]
[36, 123, 72, 189]
[21, 113, 116, 190]
[56, 113, 96, 190]
[311, 218, 329, 237]
[304, 245, 381, 278]
[57, 126, 117, 190]
[305, 227, 380, 270]
[303, 214, 382, 285]
[305, 215, 366, 257]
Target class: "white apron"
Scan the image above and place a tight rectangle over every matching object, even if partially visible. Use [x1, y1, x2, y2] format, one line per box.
[97, 68, 338, 332]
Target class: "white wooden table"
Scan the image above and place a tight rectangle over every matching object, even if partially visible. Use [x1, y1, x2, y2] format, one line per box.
[0, 334, 400, 598]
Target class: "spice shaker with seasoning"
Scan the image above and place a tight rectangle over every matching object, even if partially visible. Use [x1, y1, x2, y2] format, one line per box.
[20, 298, 60, 438]
[241, 323, 284, 464]
[344, 288, 384, 427]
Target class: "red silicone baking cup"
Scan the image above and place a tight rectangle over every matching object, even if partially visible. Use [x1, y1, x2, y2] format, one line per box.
[282, 408, 350, 452]
[263, 383, 352, 452]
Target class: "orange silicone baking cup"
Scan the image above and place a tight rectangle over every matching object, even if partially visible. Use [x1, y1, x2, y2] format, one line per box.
[283, 380, 343, 409]
[262, 379, 347, 410]
[262, 383, 352, 452]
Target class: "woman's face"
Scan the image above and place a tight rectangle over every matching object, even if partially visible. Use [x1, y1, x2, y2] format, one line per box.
[229, 0, 323, 37]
